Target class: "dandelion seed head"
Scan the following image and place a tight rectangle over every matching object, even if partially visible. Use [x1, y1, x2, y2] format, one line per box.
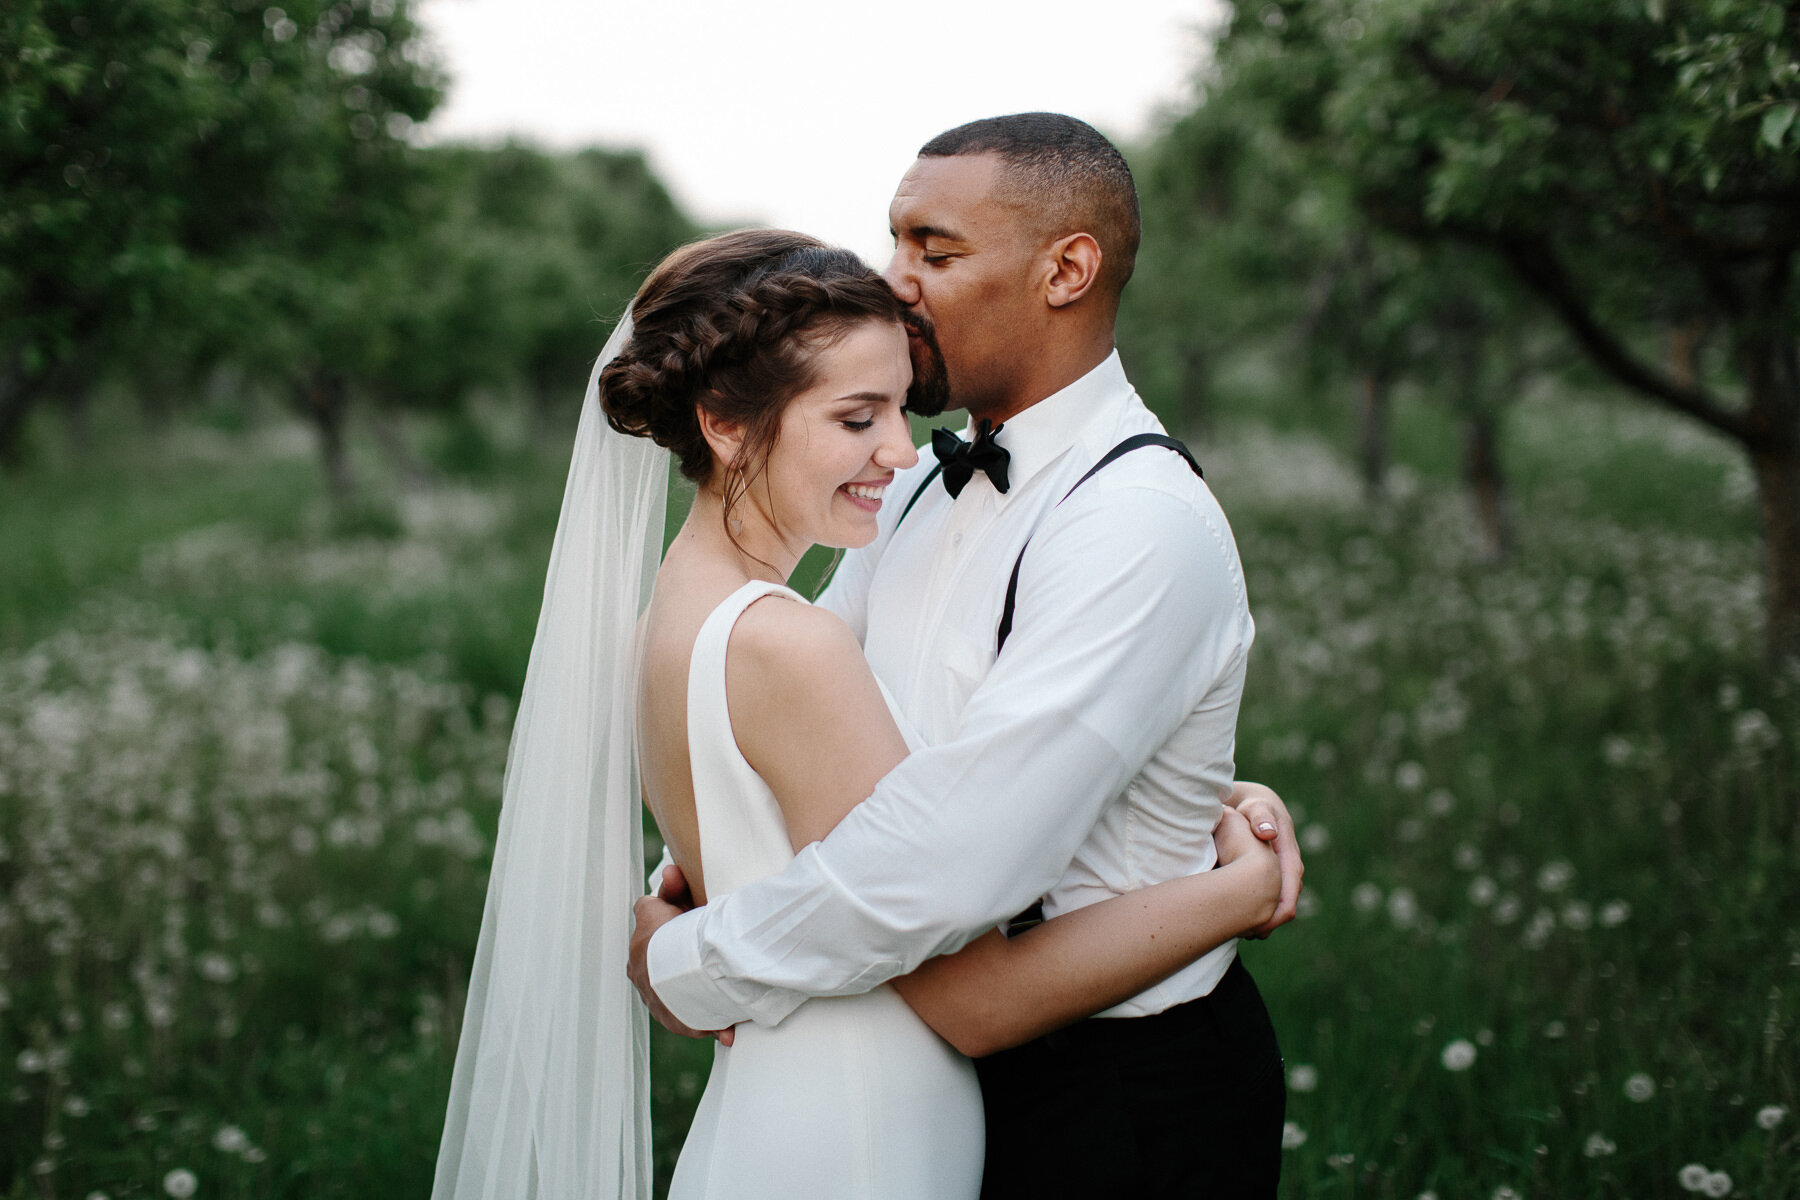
[1599, 900, 1632, 927]
[1387, 888, 1419, 929]
[162, 1168, 198, 1198]
[1536, 861, 1575, 892]
[212, 1125, 248, 1153]
[1624, 1072, 1657, 1102]
[1440, 1039, 1477, 1071]
[1756, 1104, 1787, 1130]
[1352, 882, 1382, 912]
[1300, 824, 1330, 852]
[1702, 1171, 1733, 1198]
[1281, 1121, 1307, 1149]
[1287, 1064, 1318, 1093]
[1582, 1132, 1615, 1157]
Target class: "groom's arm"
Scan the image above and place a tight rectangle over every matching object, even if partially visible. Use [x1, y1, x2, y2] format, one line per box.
[644, 483, 1250, 1032]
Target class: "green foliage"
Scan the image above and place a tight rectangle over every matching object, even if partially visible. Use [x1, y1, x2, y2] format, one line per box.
[0, 0, 445, 455]
[1134, 0, 1800, 651]
[1, 393, 1792, 1198]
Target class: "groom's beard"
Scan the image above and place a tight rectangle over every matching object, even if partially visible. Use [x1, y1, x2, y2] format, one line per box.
[902, 312, 952, 418]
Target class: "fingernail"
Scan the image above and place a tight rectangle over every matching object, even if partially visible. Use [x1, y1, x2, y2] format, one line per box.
[1258, 822, 1276, 833]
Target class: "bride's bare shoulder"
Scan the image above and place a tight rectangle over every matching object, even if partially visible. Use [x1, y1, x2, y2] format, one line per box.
[729, 593, 864, 683]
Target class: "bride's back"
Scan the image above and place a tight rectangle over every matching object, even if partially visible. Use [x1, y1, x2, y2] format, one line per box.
[638, 550, 763, 907]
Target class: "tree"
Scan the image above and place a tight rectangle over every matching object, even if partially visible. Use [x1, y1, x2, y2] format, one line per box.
[1258, 0, 1800, 656]
[0, 0, 443, 464]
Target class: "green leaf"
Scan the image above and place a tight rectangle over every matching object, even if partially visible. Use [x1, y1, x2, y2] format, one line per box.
[1761, 102, 1798, 149]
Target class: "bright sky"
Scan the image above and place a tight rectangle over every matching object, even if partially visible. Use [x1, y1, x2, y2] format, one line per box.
[418, 0, 1223, 266]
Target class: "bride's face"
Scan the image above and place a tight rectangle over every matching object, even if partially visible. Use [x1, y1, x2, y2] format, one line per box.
[754, 319, 918, 551]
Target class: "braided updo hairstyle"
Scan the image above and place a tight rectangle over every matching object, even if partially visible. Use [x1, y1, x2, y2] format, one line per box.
[600, 230, 908, 527]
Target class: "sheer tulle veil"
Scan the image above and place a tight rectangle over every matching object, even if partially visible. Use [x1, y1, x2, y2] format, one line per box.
[433, 312, 662, 1200]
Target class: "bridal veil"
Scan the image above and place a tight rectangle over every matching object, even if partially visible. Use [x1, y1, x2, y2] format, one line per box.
[433, 314, 662, 1200]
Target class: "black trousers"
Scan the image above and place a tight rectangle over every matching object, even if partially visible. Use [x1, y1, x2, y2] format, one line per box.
[975, 956, 1284, 1200]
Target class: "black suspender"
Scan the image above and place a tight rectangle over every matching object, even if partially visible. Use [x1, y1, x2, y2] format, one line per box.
[891, 432, 1204, 655]
[995, 433, 1202, 653]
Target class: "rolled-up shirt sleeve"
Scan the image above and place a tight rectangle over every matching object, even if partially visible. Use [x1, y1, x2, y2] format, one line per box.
[647, 482, 1247, 1031]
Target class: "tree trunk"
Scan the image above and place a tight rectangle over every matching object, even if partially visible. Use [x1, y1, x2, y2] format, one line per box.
[56, 368, 95, 458]
[1463, 409, 1512, 563]
[0, 346, 44, 467]
[1666, 318, 1708, 390]
[1750, 444, 1800, 661]
[298, 370, 353, 497]
[1179, 345, 1210, 437]
[1358, 368, 1389, 500]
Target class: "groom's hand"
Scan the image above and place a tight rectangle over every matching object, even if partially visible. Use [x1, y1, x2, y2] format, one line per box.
[1227, 782, 1304, 938]
[628, 867, 737, 1045]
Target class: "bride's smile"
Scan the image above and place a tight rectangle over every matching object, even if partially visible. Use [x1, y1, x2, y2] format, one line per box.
[736, 317, 917, 556]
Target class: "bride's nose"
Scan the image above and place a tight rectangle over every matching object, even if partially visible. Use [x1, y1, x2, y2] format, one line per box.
[874, 407, 919, 471]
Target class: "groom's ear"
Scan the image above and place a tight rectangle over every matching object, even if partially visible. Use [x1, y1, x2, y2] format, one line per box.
[696, 403, 746, 472]
[1043, 232, 1103, 309]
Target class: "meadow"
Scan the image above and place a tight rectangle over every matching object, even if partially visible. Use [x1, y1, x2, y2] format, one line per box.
[0, 387, 1795, 1199]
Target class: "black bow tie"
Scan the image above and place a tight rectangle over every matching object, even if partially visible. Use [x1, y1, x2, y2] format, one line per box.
[932, 420, 1011, 498]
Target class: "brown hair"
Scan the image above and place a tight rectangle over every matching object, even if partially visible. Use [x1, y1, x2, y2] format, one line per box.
[600, 229, 906, 527]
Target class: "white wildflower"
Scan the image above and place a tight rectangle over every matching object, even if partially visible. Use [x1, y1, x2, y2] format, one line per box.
[1582, 1132, 1615, 1157]
[1440, 1039, 1477, 1071]
[1281, 1121, 1307, 1149]
[212, 1125, 248, 1153]
[1387, 888, 1419, 929]
[1702, 1171, 1733, 1198]
[1536, 861, 1575, 892]
[162, 1168, 198, 1198]
[1599, 900, 1632, 927]
[1352, 883, 1382, 913]
[1680, 1163, 1710, 1191]
[1287, 1064, 1318, 1093]
[1756, 1104, 1788, 1130]
[1624, 1072, 1657, 1102]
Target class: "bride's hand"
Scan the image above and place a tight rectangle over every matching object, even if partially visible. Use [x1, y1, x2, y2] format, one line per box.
[1212, 807, 1282, 934]
[628, 868, 737, 1046]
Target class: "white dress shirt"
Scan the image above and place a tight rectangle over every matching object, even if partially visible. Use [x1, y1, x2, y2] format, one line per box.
[648, 351, 1255, 1030]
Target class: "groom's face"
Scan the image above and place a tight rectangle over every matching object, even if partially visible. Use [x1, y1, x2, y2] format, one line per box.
[883, 153, 1042, 418]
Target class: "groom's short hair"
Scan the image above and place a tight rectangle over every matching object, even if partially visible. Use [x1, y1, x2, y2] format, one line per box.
[918, 113, 1141, 303]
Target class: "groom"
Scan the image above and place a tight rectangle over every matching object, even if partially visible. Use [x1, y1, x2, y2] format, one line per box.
[632, 113, 1299, 1195]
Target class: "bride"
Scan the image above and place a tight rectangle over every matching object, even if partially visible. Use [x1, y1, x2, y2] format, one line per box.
[431, 229, 1282, 1199]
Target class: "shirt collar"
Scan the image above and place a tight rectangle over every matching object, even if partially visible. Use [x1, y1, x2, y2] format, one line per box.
[970, 350, 1133, 496]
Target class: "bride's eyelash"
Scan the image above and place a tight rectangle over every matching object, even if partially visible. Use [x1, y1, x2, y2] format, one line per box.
[842, 419, 875, 432]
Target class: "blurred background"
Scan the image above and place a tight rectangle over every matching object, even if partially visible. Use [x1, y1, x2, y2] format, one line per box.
[2, 1, 1796, 1197]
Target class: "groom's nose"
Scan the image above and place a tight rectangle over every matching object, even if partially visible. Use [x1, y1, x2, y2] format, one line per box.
[882, 253, 921, 306]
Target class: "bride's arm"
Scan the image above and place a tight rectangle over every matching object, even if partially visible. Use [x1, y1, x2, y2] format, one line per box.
[890, 809, 1277, 1057]
[728, 599, 1282, 1058]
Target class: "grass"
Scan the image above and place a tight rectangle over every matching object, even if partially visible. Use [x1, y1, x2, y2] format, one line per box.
[1, 388, 1795, 1199]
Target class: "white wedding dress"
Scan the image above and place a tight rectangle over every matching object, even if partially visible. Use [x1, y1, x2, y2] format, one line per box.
[665, 579, 984, 1200]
